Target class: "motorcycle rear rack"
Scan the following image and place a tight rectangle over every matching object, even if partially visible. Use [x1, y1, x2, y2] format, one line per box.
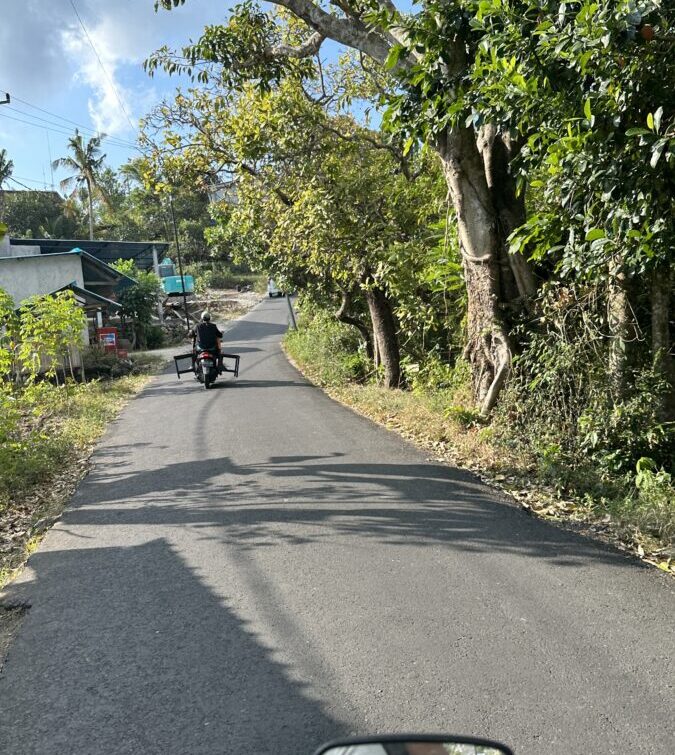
[173, 352, 240, 379]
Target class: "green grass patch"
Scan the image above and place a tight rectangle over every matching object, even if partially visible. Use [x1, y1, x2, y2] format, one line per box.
[0, 371, 155, 587]
[285, 313, 369, 387]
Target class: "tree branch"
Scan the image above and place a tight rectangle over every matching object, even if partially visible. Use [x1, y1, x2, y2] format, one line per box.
[240, 163, 293, 207]
[273, 0, 395, 65]
[271, 31, 325, 58]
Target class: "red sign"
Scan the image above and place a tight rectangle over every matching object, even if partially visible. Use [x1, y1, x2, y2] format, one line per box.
[97, 327, 118, 353]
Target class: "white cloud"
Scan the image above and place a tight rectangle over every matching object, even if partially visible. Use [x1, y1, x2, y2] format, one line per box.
[61, 21, 131, 135]
[1, 0, 226, 135]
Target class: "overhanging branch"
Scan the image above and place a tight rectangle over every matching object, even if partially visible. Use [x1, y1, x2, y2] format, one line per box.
[273, 0, 394, 65]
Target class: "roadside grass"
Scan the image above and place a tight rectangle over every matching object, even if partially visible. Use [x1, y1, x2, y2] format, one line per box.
[0, 362, 160, 589]
[285, 329, 675, 575]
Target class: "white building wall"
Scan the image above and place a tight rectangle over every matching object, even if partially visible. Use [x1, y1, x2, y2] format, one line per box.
[0, 254, 84, 306]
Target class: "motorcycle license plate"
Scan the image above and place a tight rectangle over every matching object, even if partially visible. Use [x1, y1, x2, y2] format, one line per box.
[202, 360, 214, 367]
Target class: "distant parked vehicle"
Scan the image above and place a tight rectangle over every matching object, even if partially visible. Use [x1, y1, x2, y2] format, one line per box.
[267, 278, 284, 297]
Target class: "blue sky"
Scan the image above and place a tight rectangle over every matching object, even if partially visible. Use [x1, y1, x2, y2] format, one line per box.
[0, 0, 232, 192]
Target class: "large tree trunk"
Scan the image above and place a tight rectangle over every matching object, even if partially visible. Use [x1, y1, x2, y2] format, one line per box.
[437, 126, 512, 416]
[364, 285, 400, 388]
[336, 289, 373, 360]
[477, 125, 538, 307]
[651, 263, 674, 422]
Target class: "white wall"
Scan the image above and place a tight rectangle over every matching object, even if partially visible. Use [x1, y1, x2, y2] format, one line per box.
[0, 254, 84, 305]
[0, 238, 41, 257]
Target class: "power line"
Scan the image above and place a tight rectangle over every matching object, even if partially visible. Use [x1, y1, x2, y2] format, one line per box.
[8, 93, 124, 140]
[2, 106, 137, 150]
[0, 110, 139, 152]
[3, 104, 138, 149]
[69, 0, 136, 133]
[7, 176, 36, 191]
[2, 100, 138, 149]
[13, 174, 52, 186]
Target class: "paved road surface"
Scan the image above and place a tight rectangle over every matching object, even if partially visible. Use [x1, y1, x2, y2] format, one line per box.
[1, 299, 673, 754]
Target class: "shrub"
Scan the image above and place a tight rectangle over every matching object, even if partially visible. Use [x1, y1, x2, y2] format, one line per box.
[110, 260, 162, 350]
[285, 312, 369, 386]
[82, 346, 133, 379]
[145, 325, 165, 350]
[629, 459, 675, 546]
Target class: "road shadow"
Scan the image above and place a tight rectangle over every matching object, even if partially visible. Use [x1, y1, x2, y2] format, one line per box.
[0, 539, 348, 754]
[63, 452, 640, 570]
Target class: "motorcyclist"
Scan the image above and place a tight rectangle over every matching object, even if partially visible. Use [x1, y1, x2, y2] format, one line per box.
[191, 311, 222, 371]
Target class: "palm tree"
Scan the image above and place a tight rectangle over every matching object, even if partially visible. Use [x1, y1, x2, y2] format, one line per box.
[0, 148, 13, 187]
[52, 129, 106, 240]
[0, 149, 14, 221]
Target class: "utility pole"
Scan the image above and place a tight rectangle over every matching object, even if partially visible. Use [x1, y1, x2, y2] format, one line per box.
[168, 194, 191, 334]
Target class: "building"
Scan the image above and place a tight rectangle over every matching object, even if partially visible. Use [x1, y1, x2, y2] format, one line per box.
[8, 237, 170, 272]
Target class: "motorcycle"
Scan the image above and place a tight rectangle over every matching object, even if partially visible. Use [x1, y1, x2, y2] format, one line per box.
[195, 348, 220, 390]
[313, 734, 513, 755]
[173, 349, 240, 389]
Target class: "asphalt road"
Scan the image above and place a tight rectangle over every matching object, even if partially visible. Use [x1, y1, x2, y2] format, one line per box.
[1, 298, 673, 755]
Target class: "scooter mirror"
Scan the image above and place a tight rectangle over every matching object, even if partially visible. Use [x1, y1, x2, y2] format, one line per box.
[315, 736, 513, 755]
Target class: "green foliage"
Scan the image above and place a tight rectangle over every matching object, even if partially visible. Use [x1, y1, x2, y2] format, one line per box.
[110, 261, 162, 349]
[0, 148, 13, 187]
[0, 191, 80, 238]
[629, 459, 674, 544]
[183, 261, 263, 292]
[285, 312, 369, 386]
[493, 283, 674, 491]
[430, 0, 675, 280]
[148, 1, 315, 89]
[15, 291, 86, 383]
[578, 369, 674, 474]
[101, 158, 212, 261]
[144, 325, 166, 350]
[0, 289, 19, 379]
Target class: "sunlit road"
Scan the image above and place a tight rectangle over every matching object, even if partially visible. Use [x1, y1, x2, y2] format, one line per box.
[1, 298, 673, 754]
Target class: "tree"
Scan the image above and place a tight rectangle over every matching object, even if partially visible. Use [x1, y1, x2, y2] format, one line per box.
[0, 149, 13, 188]
[52, 129, 107, 240]
[0, 190, 81, 238]
[0, 148, 14, 219]
[17, 291, 86, 383]
[95, 157, 212, 262]
[142, 77, 445, 387]
[110, 259, 162, 349]
[149, 0, 533, 412]
[152, 0, 673, 415]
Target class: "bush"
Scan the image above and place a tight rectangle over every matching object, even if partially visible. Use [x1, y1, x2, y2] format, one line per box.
[403, 353, 472, 397]
[82, 346, 133, 379]
[577, 368, 675, 476]
[110, 260, 162, 350]
[284, 312, 369, 386]
[184, 261, 264, 292]
[144, 325, 165, 350]
[629, 459, 675, 545]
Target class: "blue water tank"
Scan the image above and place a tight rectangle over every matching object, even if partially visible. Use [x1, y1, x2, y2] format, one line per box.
[162, 275, 195, 295]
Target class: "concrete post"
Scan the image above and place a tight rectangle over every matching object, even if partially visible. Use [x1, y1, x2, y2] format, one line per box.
[152, 244, 164, 322]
